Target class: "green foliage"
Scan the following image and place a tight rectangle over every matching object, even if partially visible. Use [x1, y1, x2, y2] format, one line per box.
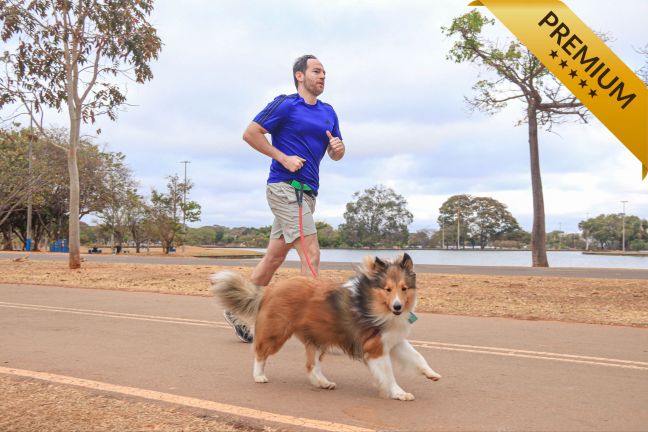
[339, 185, 413, 248]
[0, 126, 129, 249]
[443, 10, 495, 63]
[579, 214, 647, 250]
[145, 174, 201, 253]
[182, 225, 270, 248]
[79, 221, 98, 246]
[0, 0, 162, 123]
[316, 221, 341, 248]
[630, 239, 646, 252]
[438, 194, 522, 249]
[185, 226, 221, 246]
[493, 229, 531, 249]
[408, 229, 437, 248]
[94, 151, 139, 249]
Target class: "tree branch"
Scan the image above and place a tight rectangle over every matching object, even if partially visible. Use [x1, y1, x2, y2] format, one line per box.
[79, 40, 105, 104]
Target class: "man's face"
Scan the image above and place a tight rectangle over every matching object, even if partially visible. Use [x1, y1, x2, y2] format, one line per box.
[299, 59, 326, 96]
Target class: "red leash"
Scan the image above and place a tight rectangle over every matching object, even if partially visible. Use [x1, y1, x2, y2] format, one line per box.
[298, 203, 318, 278]
[293, 182, 318, 278]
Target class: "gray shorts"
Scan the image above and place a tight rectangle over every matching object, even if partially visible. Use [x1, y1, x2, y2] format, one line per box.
[267, 182, 317, 244]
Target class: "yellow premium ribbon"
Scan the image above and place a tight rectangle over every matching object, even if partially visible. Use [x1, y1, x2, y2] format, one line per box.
[469, 0, 648, 178]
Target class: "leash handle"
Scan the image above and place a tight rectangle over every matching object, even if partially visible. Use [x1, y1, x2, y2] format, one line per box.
[295, 188, 304, 207]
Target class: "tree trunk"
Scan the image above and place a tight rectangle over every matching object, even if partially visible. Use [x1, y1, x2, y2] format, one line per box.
[2, 225, 12, 250]
[68, 118, 82, 269]
[528, 107, 549, 267]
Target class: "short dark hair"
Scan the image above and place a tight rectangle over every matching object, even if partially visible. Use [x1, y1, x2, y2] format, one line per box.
[293, 54, 317, 89]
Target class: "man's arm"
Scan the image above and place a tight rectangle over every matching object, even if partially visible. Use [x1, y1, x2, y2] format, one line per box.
[242, 122, 306, 172]
[326, 130, 345, 161]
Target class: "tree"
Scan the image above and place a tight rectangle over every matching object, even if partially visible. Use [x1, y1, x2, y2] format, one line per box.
[470, 196, 521, 248]
[443, 11, 588, 266]
[0, 126, 110, 250]
[0, 128, 47, 228]
[408, 229, 436, 248]
[316, 221, 340, 248]
[125, 190, 148, 253]
[579, 214, 619, 249]
[578, 214, 646, 250]
[94, 151, 138, 252]
[146, 175, 201, 254]
[437, 194, 472, 248]
[438, 194, 521, 249]
[339, 185, 413, 247]
[494, 229, 531, 249]
[0, 0, 162, 268]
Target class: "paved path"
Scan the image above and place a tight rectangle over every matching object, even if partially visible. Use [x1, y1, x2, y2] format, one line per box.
[1, 283, 647, 431]
[3, 251, 648, 279]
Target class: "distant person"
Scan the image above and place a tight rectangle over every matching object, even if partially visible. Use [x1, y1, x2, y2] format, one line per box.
[223, 54, 345, 342]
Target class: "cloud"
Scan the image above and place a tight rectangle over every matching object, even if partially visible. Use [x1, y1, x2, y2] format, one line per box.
[3, 0, 646, 235]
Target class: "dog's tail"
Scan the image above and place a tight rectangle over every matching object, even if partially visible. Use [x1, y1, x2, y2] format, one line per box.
[209, 272, 263, 325]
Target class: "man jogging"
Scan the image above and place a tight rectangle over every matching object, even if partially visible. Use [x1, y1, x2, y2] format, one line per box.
[224, 54, 345, 342]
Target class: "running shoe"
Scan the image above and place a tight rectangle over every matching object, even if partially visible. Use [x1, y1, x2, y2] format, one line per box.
[223, 310, 253, 343]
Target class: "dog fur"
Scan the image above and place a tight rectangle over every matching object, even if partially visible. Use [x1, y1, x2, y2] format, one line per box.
[209, 253, 441, 400]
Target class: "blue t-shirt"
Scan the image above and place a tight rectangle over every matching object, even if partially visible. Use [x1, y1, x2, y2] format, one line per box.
[252, 93, 342, 193]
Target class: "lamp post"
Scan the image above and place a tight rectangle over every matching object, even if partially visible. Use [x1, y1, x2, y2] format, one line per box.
[26, 112, 33, 252]
[621, 200, 628, 252]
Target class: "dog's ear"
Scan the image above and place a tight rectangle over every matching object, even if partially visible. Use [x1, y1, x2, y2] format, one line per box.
[363, 255, 388, 275]
[398, 253, 414, 272]
[374, 256, 388, 272]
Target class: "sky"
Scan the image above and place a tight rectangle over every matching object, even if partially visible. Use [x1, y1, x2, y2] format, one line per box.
[7, 0, 648, 234]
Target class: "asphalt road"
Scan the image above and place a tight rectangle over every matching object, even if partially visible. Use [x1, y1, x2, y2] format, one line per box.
[3, 251, 648, 280]
[1, 283, 647, 431]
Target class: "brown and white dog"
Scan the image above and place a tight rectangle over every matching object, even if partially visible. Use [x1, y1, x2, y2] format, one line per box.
[209, 253, 441, 400]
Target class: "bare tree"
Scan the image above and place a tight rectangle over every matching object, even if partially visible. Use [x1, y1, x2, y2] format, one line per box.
[443, 11, 589, 267]
[0, 0, 161, 268]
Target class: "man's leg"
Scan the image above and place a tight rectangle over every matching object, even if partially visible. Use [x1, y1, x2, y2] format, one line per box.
[250, 235, 293, 286]
[293, 233, 320, 277]
[224, 235, 291, 343]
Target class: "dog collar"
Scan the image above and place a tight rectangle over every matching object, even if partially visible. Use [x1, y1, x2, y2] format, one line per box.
[407, 312, 418, 324]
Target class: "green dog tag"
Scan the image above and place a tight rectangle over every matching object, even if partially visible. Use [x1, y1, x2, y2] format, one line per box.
[408, 312, 418, 324]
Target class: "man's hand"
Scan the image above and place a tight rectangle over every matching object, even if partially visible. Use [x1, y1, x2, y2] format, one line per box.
[280, 155, 307, 173]
[326, 131, 345, 161]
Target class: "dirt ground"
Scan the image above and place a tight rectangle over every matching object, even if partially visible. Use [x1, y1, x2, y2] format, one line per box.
[0, 375, 278, 432]
[1, 256, 647, 328]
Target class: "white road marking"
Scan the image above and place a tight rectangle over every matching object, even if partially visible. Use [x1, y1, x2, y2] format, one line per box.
[0, 366, 374, 432]
[0, 301, 230, 329]
[2, 301, 647, 371]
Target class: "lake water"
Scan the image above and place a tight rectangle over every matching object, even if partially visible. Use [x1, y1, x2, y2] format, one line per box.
[251, 248, 648, 269]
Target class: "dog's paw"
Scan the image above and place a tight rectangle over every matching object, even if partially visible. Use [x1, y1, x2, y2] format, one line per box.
[310, 374, 337, 390]
[424, 369, 441, 381]
[391, 391, 415, 401]
[254, 375, 269, 383]
[318, 380, 336, 390]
